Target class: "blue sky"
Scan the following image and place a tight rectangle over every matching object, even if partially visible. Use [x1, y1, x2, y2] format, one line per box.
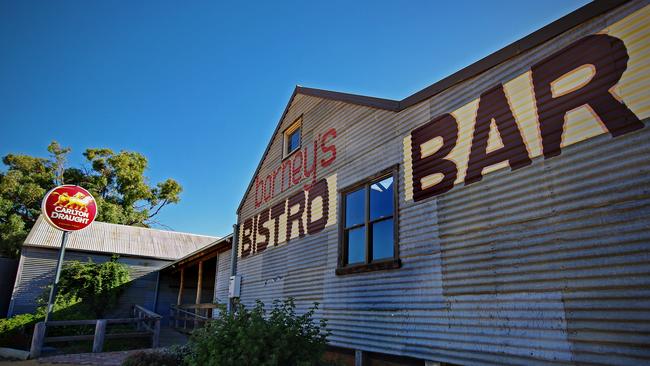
[0, 0, 589, 237]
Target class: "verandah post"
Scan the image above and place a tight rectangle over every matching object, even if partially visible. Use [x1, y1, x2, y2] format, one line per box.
[29, 322, 46, 359]
[92, 320, 107, 353]
[152, 318, 161, 348]
[195, 261, 203, 329]
[177, 267, 185, 305]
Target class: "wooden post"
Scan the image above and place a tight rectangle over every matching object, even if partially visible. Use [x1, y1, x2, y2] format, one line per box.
[29, 322, 46, 359]
[92, 320, 107, 353]
[355, 350, 365, 366]
[177, 267, 185, 306]
[195, 261, 203, 329]
[135, 309, 141, 331]
[195, 261, 203, 304]
[152, 318, 161, 348]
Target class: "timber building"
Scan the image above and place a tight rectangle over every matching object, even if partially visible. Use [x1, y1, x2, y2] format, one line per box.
[232, 1, 650, 365]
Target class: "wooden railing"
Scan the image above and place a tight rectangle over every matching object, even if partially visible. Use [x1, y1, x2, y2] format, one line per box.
[169, 303, 221, 333]
[30, 305, 162, 358]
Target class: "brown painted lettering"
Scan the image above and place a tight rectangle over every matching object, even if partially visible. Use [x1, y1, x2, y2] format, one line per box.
[411, 113, 458, 201]
[241, 217, 255, 257]
[286, 190, 305, 241]
[270, 200, 286, 246]
[465, 85, 532, 184]
[256, 210, 270, 253]
[532, 34, 643, 158]
[306, 178, 329, 235]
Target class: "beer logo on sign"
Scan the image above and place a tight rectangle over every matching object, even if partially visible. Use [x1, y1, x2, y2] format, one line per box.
[52, 192, 93, 211]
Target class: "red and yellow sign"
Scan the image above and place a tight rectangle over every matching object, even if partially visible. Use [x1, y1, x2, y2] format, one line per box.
[41, 185, 97, 232]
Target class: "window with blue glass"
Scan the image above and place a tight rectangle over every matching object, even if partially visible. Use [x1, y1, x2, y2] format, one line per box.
[284, 118, 302, 157]
[337, 165, 400, 275]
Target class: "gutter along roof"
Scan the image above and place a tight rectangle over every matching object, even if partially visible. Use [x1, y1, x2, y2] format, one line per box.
[237, 0, 630, 214]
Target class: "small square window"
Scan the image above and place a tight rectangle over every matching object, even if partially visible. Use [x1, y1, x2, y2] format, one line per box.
[337, 165, 401, 275]
[284, 118, 302, 157]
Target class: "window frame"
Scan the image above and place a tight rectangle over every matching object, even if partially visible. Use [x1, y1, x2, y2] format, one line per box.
[283, 116, 302, 159]
[336, 164, 401, 275]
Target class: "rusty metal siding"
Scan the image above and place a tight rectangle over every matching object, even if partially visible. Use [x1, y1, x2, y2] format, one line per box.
[236, 1, 650, 365]
[8, 246, 171, 317]
[25, 216, 217, 260]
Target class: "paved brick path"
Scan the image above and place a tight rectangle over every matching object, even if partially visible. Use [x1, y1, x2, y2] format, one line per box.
[37, 349, 155, 366]
[33, 327, 188, 365]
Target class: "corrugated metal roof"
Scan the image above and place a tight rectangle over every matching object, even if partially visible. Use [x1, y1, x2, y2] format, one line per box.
[24, 215, 219, 260]
[160, 234, 233, 271]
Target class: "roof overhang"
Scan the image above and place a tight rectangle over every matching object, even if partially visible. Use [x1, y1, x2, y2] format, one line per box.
[160, 234, 233, 273]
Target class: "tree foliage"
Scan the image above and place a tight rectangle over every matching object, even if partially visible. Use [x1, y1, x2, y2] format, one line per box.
[0, 141, 182, 258]
[186, 298, 329, 366]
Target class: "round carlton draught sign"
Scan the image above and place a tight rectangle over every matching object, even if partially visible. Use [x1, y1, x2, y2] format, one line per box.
[41, 185, 97, 232]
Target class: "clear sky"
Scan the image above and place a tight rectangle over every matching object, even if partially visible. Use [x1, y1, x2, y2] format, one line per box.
[0, 0, 590, 237]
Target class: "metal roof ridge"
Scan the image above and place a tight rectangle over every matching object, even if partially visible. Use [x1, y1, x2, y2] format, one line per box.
[83, 218, 220, 239]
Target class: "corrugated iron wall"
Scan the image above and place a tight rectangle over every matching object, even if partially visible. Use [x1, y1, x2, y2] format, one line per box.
[214, 249, 232, 305]
[9, 247, 170, 317]
[155, 270, 180, 319]
[236, 1, 650, 365]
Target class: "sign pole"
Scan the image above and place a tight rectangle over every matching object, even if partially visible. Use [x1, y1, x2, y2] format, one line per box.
[44, 230, 69, 324]
[40, 184, 97, 325]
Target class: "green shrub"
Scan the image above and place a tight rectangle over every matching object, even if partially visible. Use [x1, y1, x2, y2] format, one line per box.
[0, 313, 39, 349]
[0, 256, 131, 350]
[121, 349, 185, 366]
[57, 255, 131, 318]
[186, 298, 329, 366]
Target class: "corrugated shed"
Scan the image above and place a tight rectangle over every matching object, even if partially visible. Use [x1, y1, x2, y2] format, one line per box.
[8, 247, 170, 316]
[235, 1, 650, 365]
[25, 215, 218, 260]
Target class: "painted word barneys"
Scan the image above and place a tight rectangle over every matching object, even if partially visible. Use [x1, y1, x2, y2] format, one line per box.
[254, 128, 337, 209]
[241, 174, 337, 257]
